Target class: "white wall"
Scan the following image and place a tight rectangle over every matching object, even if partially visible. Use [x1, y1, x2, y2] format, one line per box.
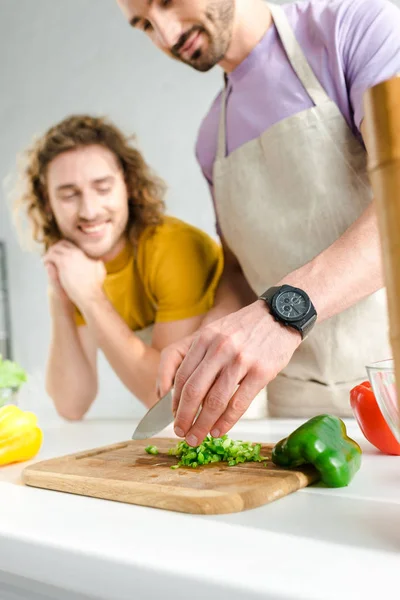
[1, 0, 398, 421]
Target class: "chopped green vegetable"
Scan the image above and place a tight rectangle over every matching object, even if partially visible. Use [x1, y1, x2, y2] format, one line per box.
[167, 434, 268, 469]
[145, 445, 159, 455]
[0, 355, 27, 390]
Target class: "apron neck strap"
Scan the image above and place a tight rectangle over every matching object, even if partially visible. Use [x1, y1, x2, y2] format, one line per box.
[216, 75, 229, 161]
[266, 2, 330, 107]
[216, 2, 332, 161]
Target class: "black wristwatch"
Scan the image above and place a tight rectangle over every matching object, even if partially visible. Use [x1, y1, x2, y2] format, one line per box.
[259, 284, 317, 340]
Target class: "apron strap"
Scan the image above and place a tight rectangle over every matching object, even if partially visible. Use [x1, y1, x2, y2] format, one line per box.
[266, 2, 331, 107]
[216, 2, 333, 161]
[216, 75, 229, 161]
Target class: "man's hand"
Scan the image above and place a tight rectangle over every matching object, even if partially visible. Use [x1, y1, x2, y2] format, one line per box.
[157, 300, 301, 446]
[45, 259, 73, 314]
[43, 241, 106, 310]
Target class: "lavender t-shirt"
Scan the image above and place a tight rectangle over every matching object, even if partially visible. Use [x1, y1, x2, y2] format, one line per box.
[195, 0, 400, 231]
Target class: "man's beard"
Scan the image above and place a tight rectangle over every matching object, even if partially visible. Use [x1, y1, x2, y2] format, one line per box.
[171, 0, 235, 72]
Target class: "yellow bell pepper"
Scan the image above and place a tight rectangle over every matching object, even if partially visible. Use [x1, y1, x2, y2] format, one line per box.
[0, 405, 43, 466]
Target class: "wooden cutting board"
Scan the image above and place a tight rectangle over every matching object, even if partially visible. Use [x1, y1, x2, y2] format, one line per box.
[22, 438, 319, 514]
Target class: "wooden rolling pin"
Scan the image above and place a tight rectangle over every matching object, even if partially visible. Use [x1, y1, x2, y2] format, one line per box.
[363, 75, 400, 408]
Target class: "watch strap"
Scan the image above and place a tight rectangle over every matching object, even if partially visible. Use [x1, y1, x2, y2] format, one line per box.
[259, 286, 282, 306]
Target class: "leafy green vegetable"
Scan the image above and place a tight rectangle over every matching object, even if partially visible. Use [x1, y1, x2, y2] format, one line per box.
[0, 355, 27, 390]
[145, 445, 159, 455]
[167, 434, 268, 469]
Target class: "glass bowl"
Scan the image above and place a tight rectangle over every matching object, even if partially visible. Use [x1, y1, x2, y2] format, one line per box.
[0, 386, 19, 408]
[366, 359, 400, 443]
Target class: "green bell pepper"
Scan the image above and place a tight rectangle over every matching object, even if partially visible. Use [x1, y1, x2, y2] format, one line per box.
[271, 414, 362, 487]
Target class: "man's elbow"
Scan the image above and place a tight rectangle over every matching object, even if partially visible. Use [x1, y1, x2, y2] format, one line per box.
[141, 390, 159, 410]
[46, 383, 96, 421]
[55, 405, 88, 421]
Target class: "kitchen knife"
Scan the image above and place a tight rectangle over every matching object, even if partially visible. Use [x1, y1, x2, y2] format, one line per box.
[131, 390, 174, 440]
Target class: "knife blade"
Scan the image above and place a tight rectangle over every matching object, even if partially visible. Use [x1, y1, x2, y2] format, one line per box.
[131, 390, 174, 440]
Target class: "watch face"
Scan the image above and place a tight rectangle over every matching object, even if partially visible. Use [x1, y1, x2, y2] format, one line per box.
[275, 290, 310, 321]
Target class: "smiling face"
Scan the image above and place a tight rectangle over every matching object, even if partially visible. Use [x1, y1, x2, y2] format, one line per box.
[117, 0, 235, 72]
[46, 145, 129, 261]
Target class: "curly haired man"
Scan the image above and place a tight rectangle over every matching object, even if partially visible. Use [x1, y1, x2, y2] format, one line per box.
[14, 115, 223, 420]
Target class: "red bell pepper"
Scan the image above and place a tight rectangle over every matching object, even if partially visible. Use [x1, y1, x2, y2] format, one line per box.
[350, 381, 400, 455]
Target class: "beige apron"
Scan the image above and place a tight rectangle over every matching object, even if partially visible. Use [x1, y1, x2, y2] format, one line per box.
[135, 324, 154, 344]
[212, 1, 390, 418]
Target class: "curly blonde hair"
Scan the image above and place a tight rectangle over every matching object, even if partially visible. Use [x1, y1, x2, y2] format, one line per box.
[13, 114, 166, 251]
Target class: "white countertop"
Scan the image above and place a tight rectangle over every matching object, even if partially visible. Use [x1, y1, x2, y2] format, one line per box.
[0, 416, 399, 600]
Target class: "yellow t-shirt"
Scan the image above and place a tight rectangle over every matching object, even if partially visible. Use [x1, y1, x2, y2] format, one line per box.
[74, 216, 223, 330]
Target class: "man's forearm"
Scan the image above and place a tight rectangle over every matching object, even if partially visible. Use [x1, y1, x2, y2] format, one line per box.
[202, 260, 257, 326]
[46, 300, 97, 419]
[277, 200, 383, 321]
[80, 294, 160, 407]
